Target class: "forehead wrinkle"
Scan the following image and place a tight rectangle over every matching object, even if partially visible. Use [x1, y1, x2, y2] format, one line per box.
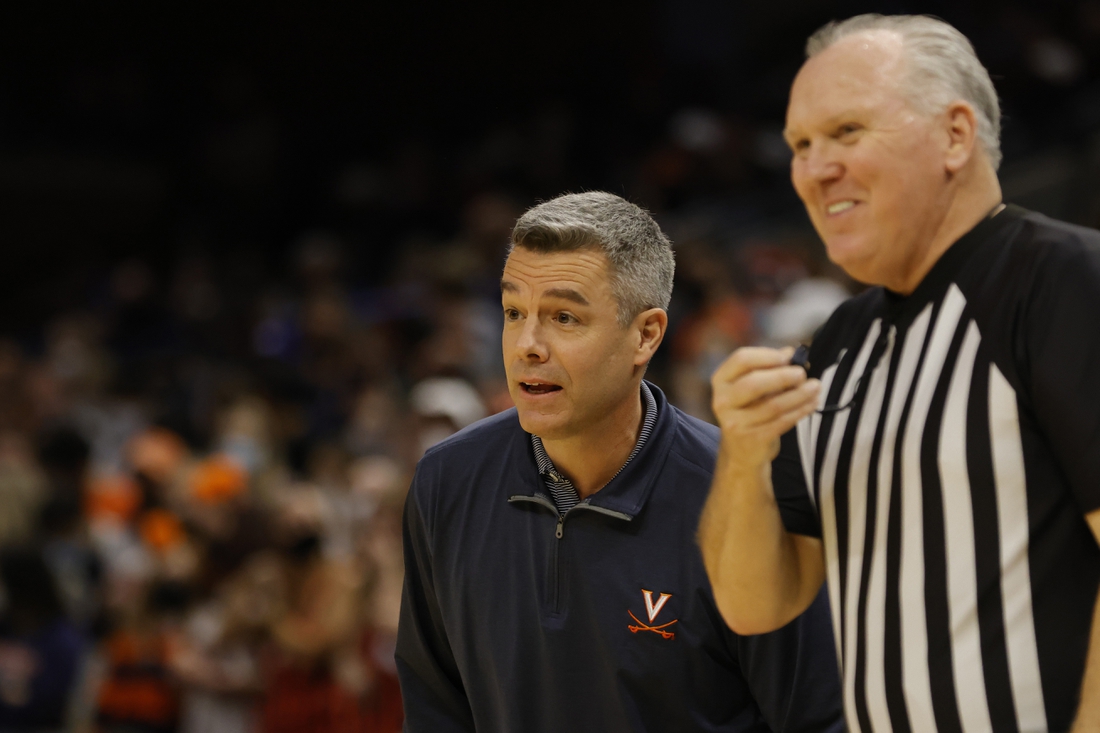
[502, 249, 612, 300]
[543, 288, 589, 306]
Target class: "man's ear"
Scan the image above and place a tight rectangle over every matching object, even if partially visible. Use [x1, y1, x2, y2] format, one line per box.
[633, 308, 668, 367]
[944, 101, 980, 174]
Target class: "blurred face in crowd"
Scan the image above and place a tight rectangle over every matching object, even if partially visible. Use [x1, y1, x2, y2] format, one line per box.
[501, 246, 661, 441]
[785, 30, 960, 290]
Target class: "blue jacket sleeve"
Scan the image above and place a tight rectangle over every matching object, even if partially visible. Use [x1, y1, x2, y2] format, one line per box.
[734, 586, 844, 733]
[395, 470, 475, 732]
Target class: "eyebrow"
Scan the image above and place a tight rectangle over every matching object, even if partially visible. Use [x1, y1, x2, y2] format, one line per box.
[499, 280, 589, 306]
[784, 109, 869, 143]
[545, 288, 589, 306]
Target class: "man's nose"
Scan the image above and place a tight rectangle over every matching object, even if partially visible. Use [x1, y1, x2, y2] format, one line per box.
[514, 316, 549, 362]
[800, 141, 843, 183]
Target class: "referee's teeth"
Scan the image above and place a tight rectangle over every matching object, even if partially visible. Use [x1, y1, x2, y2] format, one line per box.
[827, 200, 855, 215]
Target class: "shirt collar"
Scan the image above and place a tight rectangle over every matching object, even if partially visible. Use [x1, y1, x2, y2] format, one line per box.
[881, 203, 1024, 326]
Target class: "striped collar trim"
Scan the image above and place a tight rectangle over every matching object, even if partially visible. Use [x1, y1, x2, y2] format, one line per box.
[530, 382, 658, 512]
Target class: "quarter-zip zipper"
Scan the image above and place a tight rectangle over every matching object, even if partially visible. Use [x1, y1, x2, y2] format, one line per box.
[507, 495, 634, 540]
[508, 494, 634, 616]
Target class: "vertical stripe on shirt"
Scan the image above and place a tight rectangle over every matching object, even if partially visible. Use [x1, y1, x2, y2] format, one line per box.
[898, 285, 966, 732]
[989, 364, 1048, 732]
[817, 319, 882, 733]
[846, 326, 896, 733]
[865, 305, 930, 733]
[798, 354, 843, 657]
[938, 321, 994, 733]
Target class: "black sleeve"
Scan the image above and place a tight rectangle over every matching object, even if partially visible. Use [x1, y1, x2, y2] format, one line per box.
[772, 428, 821, 538]
[1025, 233, 1100, 513]
[734, 585, 844, 733]
[395, 470, 476, 732]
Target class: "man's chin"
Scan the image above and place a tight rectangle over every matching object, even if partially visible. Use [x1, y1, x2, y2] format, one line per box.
[823, 237, 875, 280]
[515, 408, 569, 440]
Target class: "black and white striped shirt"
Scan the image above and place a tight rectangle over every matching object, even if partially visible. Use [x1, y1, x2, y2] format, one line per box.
[531, 381, 658, 514]
[774, 206, 1100, 732]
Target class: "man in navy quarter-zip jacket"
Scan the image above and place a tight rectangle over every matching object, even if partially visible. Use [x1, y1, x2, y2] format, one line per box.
[396, 191, 843, 732]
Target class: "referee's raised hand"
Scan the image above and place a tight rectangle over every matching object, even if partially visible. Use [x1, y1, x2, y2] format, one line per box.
[700, 345, 826, 637]
[709, 346, 821, 472]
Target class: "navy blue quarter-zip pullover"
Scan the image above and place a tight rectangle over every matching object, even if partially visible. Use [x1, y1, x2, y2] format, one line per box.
[397, 382, 842, 732]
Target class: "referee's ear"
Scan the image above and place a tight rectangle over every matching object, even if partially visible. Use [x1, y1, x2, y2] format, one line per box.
[632, 308, 668, 367]
[943, 100, 981, 175]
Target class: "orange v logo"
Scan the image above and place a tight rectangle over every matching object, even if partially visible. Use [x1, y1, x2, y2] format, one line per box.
[642, 589, 672, 623]
[628, 589, 677, 640]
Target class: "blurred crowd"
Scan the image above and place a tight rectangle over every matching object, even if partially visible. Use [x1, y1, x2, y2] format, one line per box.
[2, 1, 1100, 731]
[0, 192, 850, 733]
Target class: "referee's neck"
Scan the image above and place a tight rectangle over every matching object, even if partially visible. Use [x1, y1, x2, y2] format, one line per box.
[875, 160, 1002, 295]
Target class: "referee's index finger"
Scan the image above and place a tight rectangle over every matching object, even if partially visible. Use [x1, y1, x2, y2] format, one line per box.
[713, 346, 796, 383]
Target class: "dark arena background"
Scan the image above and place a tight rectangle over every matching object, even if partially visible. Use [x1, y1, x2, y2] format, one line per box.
[0, 1, 1095, 730]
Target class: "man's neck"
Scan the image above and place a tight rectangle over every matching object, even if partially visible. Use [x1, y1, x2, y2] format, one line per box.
[540, 384, 645, 499]
[889, 164, 1003, 295]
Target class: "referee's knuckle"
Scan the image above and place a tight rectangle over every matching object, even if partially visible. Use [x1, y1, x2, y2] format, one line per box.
[763, 399, 785, 421]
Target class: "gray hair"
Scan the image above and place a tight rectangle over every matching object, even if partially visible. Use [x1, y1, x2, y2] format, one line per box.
[806, 14, 1002, 170]
[509, 191, 675, 327]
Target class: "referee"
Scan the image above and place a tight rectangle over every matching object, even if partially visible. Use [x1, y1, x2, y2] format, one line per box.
[700, 14, 1100, 733]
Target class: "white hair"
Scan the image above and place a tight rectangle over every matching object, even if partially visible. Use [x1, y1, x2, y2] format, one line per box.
[807, 14, 1002, 170]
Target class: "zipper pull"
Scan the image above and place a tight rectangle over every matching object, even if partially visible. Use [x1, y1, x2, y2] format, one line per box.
[555, 517, 564, 539]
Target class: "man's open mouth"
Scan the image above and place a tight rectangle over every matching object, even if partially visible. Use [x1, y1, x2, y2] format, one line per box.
[520, 382, 562, 395]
